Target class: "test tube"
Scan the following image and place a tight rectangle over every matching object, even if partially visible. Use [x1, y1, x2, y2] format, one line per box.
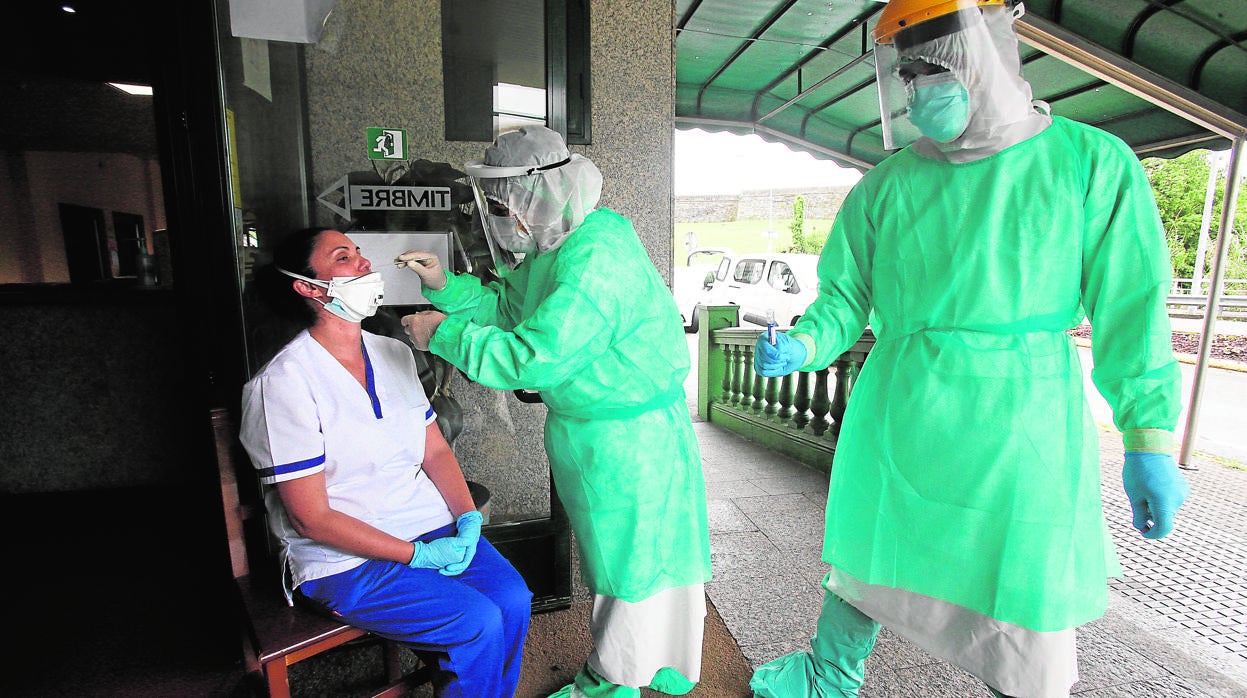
[766, 309, 777, 346]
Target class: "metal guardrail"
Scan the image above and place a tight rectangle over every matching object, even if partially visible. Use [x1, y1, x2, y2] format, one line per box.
[1170, 279, 1247, 295]
[1165, 294, 1247, 319]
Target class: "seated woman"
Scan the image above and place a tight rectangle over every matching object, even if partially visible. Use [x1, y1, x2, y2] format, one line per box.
[240, 226, 531, 698]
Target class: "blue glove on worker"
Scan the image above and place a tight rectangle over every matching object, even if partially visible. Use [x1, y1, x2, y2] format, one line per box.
[440, 511, 484, 576]
[754, 332, 808, 377]
[1122, 452, 1190, 540]
[408, 535, 470, 572]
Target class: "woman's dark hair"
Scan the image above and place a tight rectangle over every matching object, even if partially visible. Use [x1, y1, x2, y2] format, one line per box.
[243, 227, 334, 370]
[251, 226, 333, 327]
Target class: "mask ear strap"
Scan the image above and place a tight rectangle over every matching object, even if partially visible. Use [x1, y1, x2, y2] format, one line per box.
[278, 267, 330, 304]
[277, 267, 326, 287]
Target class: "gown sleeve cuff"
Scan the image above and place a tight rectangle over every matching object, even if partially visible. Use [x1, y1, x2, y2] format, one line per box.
[791, 333, 817, 370]
[428, 313, 468, 357]
[1123, 428, 1175, 454]
[424, 272, 467, 305]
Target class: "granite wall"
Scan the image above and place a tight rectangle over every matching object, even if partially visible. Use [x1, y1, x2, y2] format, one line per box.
[302, 0, 675, 521]
[675, 186, 851, 224]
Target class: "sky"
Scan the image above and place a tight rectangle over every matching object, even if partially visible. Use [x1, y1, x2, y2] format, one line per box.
[674, 128, 863, 195]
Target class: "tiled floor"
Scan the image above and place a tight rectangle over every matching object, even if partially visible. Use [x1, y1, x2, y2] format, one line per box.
[695, 417, 1247, 697]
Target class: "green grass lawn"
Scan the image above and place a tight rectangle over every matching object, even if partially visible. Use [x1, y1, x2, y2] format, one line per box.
[674, 219, 834, 266]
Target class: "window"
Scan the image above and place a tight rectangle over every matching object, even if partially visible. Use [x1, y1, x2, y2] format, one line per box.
[767, 262, 800, 293]
[441, 0, 591, 144]
[733, 259, 765, 285]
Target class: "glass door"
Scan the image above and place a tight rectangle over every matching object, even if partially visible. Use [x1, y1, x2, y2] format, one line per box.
[214, 0, 570, 609]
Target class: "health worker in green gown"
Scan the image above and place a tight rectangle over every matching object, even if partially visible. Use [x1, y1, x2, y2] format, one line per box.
[749, 1, 1191, 697]
[397, 126, 712, 698]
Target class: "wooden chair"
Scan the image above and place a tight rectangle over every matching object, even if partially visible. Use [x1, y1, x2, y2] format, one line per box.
[211, 407, 436, 698]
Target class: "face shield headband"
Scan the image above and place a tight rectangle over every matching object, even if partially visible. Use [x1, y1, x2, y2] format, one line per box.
[278, 268, 385, 323]
[465, 156, 572, 180]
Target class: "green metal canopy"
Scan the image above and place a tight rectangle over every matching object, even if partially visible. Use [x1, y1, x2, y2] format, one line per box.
[675, 0, 1247, 169]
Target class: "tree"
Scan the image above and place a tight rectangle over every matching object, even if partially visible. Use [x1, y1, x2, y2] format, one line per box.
[1144, 150, 1247, 291]
[787, 195, 823, 254]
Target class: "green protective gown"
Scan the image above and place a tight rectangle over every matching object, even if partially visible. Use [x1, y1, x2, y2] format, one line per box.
[425, 208, 712, 602]
[792, 116, 1181, 633]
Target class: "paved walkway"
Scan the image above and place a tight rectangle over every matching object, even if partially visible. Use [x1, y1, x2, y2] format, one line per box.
[695, 414, 1247, 697]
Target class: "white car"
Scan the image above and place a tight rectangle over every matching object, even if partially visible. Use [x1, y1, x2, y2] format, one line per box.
[708, 252, 821, 328]
[674, 247, 732, 333]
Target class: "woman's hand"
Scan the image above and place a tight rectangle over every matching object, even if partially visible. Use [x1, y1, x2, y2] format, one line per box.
[439, 511, 483, 575]
[408, 536, 470, 572]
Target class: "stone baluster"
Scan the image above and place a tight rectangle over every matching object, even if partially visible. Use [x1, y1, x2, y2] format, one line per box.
[831, 356, 861, 437]
[729, 345, 744, 406]
[829, 357, 849, 438]
[810, 367, 831, 437]
[832, 356, 862, 433]
[777, 374, 794, 423]
[763, 374, 779, 418]
[720, 343, 734, 405]
[751, 368, 766, 413]
[792, 371, 811, 431]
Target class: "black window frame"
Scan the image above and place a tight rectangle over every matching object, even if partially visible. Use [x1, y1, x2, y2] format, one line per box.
[441, 0, 591, 145]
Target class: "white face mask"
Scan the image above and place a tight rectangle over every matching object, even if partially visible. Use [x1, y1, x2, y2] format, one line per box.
[279, 269, 385, 323]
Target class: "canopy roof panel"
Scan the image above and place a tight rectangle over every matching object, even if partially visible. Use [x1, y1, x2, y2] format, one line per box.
[676, 0, 1247, 170]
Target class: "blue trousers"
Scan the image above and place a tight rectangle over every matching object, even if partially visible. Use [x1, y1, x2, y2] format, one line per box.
[299, 524, 532, 698]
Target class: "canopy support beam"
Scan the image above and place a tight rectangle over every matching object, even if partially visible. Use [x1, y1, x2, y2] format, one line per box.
[1133, 132, 1225, 157]
[1179, 136, 1244, 468]
[1016, 13, 1247, 140]
[757, 52, 873, 125]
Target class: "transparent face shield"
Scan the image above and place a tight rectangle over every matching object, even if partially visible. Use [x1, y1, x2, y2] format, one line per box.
[467, 178, 522, 270]
[879, 47, 976, 150]
[463, 127, 601, 259]
[876, 42, 924, 151]
[476, 181, 538, 258]
[875, 7, 985, 150]
[465, 156, 567, 265]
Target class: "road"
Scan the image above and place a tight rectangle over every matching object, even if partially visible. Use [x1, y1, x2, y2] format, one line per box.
[1080, 346, 1247, 466]
[684, 333, 1247, 466]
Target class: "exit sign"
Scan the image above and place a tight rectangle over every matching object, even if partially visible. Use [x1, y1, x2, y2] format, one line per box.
[367, 127, 407, 160]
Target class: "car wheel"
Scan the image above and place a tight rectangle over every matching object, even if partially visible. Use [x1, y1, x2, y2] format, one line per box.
[685, 304, 702, 334]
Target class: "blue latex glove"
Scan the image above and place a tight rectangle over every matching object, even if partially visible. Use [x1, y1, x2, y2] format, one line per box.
[408, 535, 470, 571]
[1122, 453, 1190, 540]
[440, 511, 484, 576]
[753, 331, 808, 377]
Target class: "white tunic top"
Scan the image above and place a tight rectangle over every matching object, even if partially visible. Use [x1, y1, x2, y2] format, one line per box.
[240, 330, 451, 591]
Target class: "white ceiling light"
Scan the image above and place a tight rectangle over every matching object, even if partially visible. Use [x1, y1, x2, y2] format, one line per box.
[108, 82, 154, 96]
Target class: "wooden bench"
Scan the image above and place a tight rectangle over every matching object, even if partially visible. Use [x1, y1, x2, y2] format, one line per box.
[211, 407, 435, 697]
